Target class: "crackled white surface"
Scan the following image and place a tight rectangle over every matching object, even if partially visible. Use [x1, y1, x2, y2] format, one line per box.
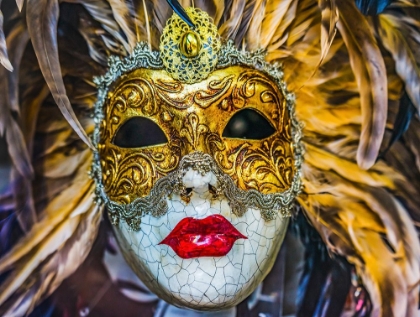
[113, 169, 289, 310]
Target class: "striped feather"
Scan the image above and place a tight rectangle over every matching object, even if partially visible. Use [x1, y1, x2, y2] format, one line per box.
[378, 13, 420, 113]
[337, 1, 387, 170]
[0, 1, 13, 72]
[26, 0, 94, 150]
[317, 0, 338, 66]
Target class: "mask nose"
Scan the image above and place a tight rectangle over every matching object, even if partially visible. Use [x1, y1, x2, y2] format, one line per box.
[182, 167, 218, 194]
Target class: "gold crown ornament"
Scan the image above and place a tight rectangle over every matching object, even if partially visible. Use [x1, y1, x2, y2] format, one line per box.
[160, 7, 221, 83]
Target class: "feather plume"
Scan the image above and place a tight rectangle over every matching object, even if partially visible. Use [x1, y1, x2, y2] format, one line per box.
[336, 1, 387, 170]
[26, 0, 93, 150]
[219, 0, 246, 41]
[378, 13, 420, 113]
[317, 0, 338, 66]
[0, 154, 101, 316]
[381, 92, 416, 156]
[3, 120, 33, 178]
[0, 1, 13, 72]
[355, 0, 393, 15]
[108, 0, 137, 51]
[0, 201, 101, 316]
[165, 0, 194, 27]
[245, 0, 266, 50]
[0, 66, 32, 179]
[5, 24, 29, 113]
[194, 0, 224, 25]
[260, 0, 293, 49]
[15, 0, 24, 11]
[266, 0, 297, 51]
[77, 0, 131, 55]
[299, 170, 420, 316]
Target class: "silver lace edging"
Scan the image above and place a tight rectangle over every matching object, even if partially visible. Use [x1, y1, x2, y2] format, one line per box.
[90, 41, 304, 231]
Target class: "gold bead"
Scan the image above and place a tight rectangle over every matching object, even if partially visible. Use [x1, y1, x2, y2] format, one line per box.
[180, 31, 201, 58]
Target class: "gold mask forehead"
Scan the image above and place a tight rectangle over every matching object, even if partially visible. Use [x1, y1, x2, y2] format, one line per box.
[99, 65, 295, 204]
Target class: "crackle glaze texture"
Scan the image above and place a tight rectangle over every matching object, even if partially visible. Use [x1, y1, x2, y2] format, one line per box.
[113, 168, 289, 310]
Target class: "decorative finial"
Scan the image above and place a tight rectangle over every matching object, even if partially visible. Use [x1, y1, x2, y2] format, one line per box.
[159, 7, 221, 84]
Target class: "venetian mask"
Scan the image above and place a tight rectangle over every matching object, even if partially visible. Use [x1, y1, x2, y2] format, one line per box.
[91, 7, 302, 311]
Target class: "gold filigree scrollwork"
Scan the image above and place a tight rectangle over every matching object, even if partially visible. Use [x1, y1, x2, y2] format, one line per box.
[108, 79, 158, 127]
[154, 75, 234, 109]
[213, 138, 293, 194]
[101, 146, 179, 203]
[180, 113, 209, 150]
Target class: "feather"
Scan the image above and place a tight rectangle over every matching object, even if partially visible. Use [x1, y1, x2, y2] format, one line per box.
[0, 23, 31, 181]
[355, 0, 393, 15]
[151, 0, 172, 33]
[0, 1, 13, 72]
[219, 0, 246, 40]
[3, 119, 33, 178]
[405, 117, 420, 174]
[26, 0, 92, 151]
[194, 0, 224, 25]
[5, 24, 29, 113]
[0, 202, 101, 316]
[108, 0, 137, 50]
[78, 0, 131, 55]
[15, 0, 24, 12]
[336, 1, 387, 170]
[245, 0, 266, 50]
[299, 169, 420, 316]
[260, 0, 293, 49]
[142, 0, 151, 47]
[381, 92, 415, 157]
[0, 151, 92, 272]
[165, 0, 194, 27]
[317, 0, 338, 67]
[378, 13, 420, 113]
[233, 0, 257, 47]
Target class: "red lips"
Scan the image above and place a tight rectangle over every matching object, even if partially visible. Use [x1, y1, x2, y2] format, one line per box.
[159, 215, 247, 259]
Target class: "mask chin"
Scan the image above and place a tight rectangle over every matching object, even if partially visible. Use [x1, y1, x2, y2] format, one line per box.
[111, 168, 289, 310]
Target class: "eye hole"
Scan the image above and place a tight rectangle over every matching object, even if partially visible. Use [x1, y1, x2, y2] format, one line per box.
[222, 108, 276, 140]
[113, 117, 168, 148]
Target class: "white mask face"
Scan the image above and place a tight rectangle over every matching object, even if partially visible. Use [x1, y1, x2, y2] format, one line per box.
[113, 164, 289, 310]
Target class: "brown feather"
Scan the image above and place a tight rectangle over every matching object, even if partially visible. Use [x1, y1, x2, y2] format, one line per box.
[4, 119, 33, 177]
[260, 0, 294, 49]
[5, 24, 29, 113]
[336, 1, 387, 170]
[108, 0, 137, 51]
[245, 0, 266, 50]
[78, 0, 130, 55]
[317, 0, 338, 66]
[15, 0, 24, 11]
[194, 0, 224, 25]
[0, 2, 13, 72]
[378, 14, 420, 112]
[219, 0, 246, 41]
[26, 0, 93, 150]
